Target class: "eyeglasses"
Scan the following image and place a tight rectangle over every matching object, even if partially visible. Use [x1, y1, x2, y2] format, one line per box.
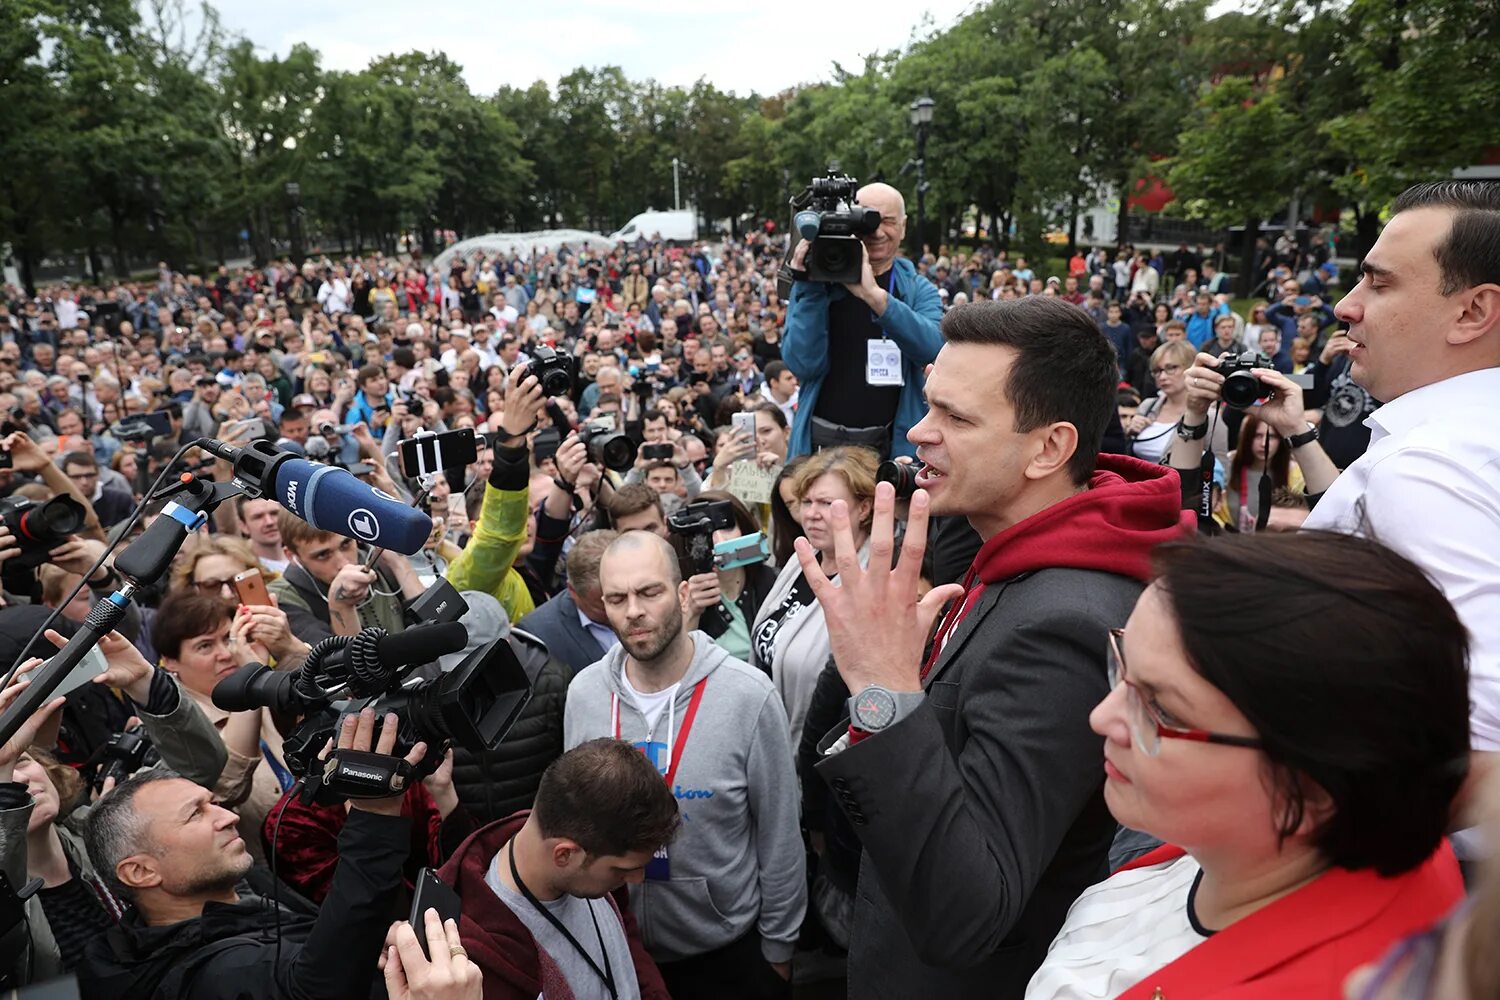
[195, 577, 236, 594]
[1149, 364, 1183, 377]
[1106, 629, 1264, 757]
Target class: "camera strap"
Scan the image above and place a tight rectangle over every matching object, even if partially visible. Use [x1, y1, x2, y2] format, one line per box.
[508, 840, 617, 1000]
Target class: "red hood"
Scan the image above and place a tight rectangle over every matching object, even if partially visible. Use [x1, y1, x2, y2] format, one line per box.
[970, 454, 1193, 585]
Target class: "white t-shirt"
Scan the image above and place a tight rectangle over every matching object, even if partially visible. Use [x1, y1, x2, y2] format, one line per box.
[620, 666, 679, 735]
[1026, 853, 1208, 999]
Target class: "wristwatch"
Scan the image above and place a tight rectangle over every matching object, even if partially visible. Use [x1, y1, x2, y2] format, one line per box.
[1286, 423, 1319, 449]
[849, 686, 925, 733]
[1176, 419, 1208, 442]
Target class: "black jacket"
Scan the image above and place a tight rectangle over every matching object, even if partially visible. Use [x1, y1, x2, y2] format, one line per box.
[815, 568, 1142, 1000]
[78, 810, 410, 1000]
[448, 629, 568, 824]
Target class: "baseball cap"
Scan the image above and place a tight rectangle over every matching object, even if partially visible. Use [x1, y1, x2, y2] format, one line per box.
[290, 393, 317, 410]
[405, 322, 425, 338]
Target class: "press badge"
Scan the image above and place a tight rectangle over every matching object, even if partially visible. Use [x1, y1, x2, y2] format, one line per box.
[645, 843, 671, 880]
[866, 339, 904, 386]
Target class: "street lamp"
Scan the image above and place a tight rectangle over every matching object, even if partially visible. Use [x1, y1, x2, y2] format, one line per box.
[671, 157, 681, 211]
[909, 96, 935, 258]
[285, 181, 305, 266]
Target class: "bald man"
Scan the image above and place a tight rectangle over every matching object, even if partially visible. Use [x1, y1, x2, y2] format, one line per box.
[563, 531, 806, 999]
[782, 181, 944, 460]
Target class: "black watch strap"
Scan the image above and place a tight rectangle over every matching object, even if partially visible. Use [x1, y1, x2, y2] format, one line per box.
[1177, 419, 1208, 441]
[1286, 424, 1319, 449]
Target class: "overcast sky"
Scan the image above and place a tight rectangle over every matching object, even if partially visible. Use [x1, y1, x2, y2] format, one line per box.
[212, 0, 980, 97]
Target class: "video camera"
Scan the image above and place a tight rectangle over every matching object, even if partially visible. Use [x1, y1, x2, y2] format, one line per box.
[791, 168, 881, 285]
[86, 724, 159, 791]
[212, 619, 532, 804]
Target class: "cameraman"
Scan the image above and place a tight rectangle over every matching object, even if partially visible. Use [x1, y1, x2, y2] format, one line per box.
[78, 709, 426, 1000]
[783, 183, 942, 461]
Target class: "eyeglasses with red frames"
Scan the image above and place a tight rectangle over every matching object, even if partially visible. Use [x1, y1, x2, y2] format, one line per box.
[1106, 629, 1265, 757]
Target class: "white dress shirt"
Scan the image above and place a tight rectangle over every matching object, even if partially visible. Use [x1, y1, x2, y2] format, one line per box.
[1305, 367, 1500, 752]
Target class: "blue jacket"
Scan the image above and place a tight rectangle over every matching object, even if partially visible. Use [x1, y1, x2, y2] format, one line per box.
[782, 257, 944, 460]
[1264, 301, 1336, 353]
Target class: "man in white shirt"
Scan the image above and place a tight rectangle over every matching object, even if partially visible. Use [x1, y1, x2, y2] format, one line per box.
[1302, 180, 1500, 836]
[758, 361, 798, 427]
[317, 266, 351, 316]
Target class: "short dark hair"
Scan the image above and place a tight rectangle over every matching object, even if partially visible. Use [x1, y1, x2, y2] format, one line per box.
[151, 592, 233, 661]
[606, 484, 663, 524]
[642, 408, 666, 425]
[1154, 531, 1470, 876]
[60, 450, 97, 471]
[764, 360, 790, 381]
[1390, 180, 1500, 295]
[356, 363, 383, 386]
[940, 297, 1116, 485]
[532, 738, 679, 858]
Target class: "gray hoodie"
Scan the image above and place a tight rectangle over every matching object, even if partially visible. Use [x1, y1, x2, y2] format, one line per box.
[564, 631, 807, 965]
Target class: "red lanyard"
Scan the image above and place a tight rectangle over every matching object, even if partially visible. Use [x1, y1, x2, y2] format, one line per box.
[613, 679, 706, 788]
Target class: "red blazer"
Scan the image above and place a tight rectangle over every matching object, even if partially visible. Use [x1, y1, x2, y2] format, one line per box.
[1115, 842, 1462, 999]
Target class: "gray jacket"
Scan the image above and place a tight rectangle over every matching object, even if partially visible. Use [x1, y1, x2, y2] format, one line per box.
[564, 632, 806, 964]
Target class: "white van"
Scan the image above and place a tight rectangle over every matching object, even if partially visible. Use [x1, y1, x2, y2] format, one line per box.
[609, 210, 697, 245]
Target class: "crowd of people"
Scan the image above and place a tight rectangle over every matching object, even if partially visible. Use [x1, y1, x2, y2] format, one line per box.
[0, 176, 1493, 1000]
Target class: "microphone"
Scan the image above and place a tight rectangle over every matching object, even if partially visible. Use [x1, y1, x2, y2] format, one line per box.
[276, 458, 432, 555]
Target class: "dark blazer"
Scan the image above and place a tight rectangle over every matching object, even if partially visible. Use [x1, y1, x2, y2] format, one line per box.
[815, 567, 1142, 1000]
[516, 588, 611, 677]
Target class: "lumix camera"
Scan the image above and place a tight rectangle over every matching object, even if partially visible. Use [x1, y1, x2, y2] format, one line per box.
[211, 616, 532, 804]
[529, 345, 574, 398]
[668, 498, 737, 575]
[1217, 352, 1314, 409]
[577, 416, 636, 472]
[791, 169, 882, 285]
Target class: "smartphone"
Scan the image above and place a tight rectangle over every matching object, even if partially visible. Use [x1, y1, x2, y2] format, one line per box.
[233, 568, 271, 607]
[400, 428, 479, 478]
[1295, 296, 1311, 306]
[307, 351, 328, 365]
[36, 643, 110, 696]
[0, 447, 10, 471]
[640, 442, 674, 462]
[731, 411, 757, 443]
[408, 868, 463, 959]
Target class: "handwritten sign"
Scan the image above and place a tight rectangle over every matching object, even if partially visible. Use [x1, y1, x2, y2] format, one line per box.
[728, 461, 781, 505]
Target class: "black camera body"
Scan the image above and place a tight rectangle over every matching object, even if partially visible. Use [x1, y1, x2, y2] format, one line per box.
[1218, 351, 1273, 409]
[529, 345, 574, 398]
[0, 495, 86, 570]
[92, 725, 159, 790]
[794, 169, 881, 285]
[668, 498, 737, 576]
[578, 417, 636, 472]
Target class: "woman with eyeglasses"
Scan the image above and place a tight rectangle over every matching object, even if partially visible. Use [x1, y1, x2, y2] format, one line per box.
[1026, 532, 1468, 999]
[1124, 340, 1195, 463]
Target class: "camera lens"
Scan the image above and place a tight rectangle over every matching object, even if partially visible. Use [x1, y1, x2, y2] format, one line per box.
[1220, 371, 1268, 410]
[540, 369, 571, 397]
[876, 460, 921, 500]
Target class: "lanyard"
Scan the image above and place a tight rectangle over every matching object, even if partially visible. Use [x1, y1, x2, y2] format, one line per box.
[612, 679, 706, 789]
[507, 841, 617, 1000]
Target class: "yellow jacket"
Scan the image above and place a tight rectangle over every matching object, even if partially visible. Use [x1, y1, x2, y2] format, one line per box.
[444, 482, 536, 622]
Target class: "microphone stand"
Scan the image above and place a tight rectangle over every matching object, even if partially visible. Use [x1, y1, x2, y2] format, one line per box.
[0, 439, 289, 746]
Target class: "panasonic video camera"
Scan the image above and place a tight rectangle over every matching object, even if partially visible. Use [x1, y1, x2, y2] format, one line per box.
[790, 168, 882, 285]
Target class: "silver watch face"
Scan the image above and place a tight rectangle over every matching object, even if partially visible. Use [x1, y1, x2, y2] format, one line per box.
[853, 687, 897, 730]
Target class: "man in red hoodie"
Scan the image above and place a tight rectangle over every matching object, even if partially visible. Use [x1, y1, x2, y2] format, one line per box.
[437, 738, 677, 1000]
[799, 296, 1192, 1000]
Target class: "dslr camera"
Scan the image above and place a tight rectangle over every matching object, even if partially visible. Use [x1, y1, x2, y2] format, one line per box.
[876, 460, 924, 500]
[1217, 352, 1313, 409]
[528, 345, 574, 398]
[791, 168, 882, 285]
[577, 417, 636, 472]
[0, 495, 86, 570]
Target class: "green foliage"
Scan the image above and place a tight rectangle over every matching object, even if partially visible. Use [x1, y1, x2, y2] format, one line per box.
[1, 0, 1492, 291]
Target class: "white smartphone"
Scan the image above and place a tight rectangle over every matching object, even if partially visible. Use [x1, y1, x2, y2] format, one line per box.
[731, 411, 757, 443]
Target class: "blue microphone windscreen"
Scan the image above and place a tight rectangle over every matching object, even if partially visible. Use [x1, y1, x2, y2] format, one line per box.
[274, 459, 433, 555]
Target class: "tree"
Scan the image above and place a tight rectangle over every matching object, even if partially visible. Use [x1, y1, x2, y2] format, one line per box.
[1168, 76, 1304, 294]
